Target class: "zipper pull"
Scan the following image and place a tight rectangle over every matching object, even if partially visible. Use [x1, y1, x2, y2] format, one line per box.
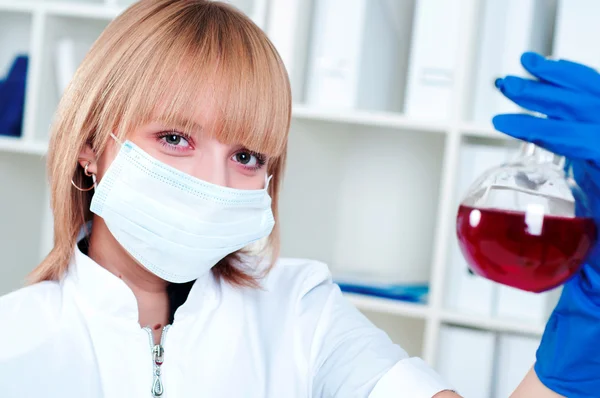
[145, 326, 170, 398]
[151, 344, 165, 397]
[153, 344, 164, 366]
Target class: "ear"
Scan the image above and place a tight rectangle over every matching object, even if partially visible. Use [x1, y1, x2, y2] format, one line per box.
[78, 142, 97, 175]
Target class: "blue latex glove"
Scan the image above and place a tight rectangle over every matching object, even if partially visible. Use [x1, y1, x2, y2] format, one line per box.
[493, 52, 600, 397]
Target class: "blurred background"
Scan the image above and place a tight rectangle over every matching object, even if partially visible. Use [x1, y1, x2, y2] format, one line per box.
[0, 0, 595, 396]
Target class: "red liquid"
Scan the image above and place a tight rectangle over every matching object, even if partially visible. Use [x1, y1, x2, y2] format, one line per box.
[456, 205, 597, 292]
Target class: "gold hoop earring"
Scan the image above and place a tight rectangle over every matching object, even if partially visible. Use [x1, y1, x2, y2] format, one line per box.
[84, 162, 93, 177]
[71, 162, 96, 192]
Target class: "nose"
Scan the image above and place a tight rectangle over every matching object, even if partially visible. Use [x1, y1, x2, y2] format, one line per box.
[191, 141, 231, 188]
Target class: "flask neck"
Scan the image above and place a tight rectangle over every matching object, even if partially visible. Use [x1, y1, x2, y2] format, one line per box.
[518, 143, 565, 168]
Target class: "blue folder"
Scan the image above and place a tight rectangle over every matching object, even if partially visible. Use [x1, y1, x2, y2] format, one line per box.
[0, 55, 28, 137]
[334, 275, 429, 303]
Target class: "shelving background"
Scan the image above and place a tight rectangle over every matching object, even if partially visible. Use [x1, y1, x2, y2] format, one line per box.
[0, 0, 582, 391]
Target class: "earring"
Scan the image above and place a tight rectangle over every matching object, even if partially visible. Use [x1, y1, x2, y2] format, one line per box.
[71, 161, 97, 192]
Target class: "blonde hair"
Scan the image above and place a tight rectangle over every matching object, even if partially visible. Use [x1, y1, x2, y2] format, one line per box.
[29, 0, 291, 287]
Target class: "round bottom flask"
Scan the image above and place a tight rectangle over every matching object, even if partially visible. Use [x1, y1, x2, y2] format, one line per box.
[456, 144, 597, 293]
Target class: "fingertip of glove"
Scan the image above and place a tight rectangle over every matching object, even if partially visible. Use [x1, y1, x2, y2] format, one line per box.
[491, 114, 510, 129]
[494, 77, 503, 89]
[494, 75, 526, 95]
[521, 51, 544, 69]
[491, 114, 527, 136]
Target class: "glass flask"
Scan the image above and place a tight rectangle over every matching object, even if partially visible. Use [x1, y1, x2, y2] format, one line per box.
[456, 143, 598, 293]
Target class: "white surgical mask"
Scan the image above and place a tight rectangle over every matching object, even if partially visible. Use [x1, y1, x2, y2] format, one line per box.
[89, 134, 275, 283]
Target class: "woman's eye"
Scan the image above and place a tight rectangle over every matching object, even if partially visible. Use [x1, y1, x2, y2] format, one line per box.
[231, 151, 266, 169]
[233, 152, 257, 166]
[161, 133, 190, 148]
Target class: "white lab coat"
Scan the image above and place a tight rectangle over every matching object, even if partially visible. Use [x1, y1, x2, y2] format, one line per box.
[0, 242, 450, 397]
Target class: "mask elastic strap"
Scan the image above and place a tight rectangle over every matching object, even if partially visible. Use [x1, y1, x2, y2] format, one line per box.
[110, 132, 124, 146]
[265, 174, 273, 191]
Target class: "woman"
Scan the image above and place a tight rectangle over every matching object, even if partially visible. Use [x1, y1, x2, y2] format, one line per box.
[0, 1, 596, 397]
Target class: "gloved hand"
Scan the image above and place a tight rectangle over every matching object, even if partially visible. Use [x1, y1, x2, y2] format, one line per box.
[493, 52, 600, 397]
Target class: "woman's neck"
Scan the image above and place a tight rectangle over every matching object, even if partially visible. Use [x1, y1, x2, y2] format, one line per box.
[87, 216, 170, 343]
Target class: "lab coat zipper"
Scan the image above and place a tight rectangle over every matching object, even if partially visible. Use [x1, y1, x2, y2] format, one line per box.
[143, 325, 171, 397]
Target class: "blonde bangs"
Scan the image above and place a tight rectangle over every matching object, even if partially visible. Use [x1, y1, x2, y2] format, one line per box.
[100, 0, 291, 158]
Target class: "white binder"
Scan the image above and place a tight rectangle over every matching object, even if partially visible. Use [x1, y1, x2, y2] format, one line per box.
[471, 0, 556, 123]
[495, 285, 560, 324]
[266, 0, 314, 102]
[404, 0, 463, 120]
[436, 325, 495, 398]
[493, 334, 541, 397]
[304, 0, 414, 112]
[54, 37, 77, 97]
[553, 0, 600, 67]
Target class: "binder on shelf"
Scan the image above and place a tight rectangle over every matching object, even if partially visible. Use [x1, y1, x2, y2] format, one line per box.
[553, 0, 600, 68]
[445, 143, 513, 317]
[471, 0, 556, 123]
[493, 333, 540, 397]
[446, 241, 497, 317]
[248, 0, 268, 29]
[304, 0, 414, 112]
[54, 37, 77, 98]
[436, 325, 495, 398]
[0, 55, 28, 138]
[495, 285, 560, 324]
[266, 0, 314, 102]
[221, 0, 267, 29]
[403, 0, 463, 120]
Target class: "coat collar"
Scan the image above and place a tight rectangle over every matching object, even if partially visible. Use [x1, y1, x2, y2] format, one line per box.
[62, 225, 219, 325]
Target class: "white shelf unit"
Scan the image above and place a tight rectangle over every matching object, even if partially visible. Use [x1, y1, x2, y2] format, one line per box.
[0, 0, 560, 371]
